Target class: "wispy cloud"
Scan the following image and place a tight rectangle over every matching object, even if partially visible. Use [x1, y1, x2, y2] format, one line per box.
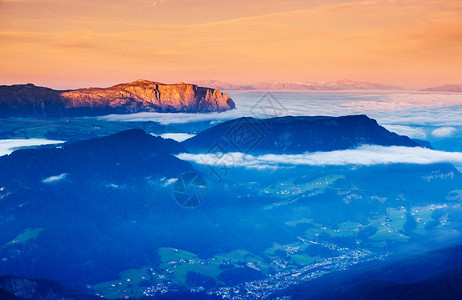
[177, 145, 462, 169]
[96, 111, 239, 124]
[382, 125, 427, 139]
[160, 177, 177, 187]
[166, 0, 377, 30]
[42, 173, 68, 184]
[3, 0, 462, 87]
[432, 127, 457, 137]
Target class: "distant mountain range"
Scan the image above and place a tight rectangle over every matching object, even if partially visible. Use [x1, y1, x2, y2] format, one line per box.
[0, 79, 235, 118]
[193, 79, 403, 91]
[182, 115, 420, 154]
[421, 84, 462, 92]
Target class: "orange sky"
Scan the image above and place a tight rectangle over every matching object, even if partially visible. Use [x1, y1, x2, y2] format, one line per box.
[1, 0, 462, 89]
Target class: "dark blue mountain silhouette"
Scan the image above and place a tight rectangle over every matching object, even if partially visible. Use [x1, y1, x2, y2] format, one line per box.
[182, 115, 420, 154]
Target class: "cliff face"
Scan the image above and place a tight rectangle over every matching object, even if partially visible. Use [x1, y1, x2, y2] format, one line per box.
[0, 79, 235, 117]
[0, 84, 65, 117]
[61, 79, 235, 113]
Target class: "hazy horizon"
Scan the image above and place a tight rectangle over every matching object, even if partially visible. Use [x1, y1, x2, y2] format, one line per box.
[0, 77, 459, 91]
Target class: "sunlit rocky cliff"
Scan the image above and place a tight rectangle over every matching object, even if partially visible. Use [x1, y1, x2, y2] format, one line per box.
[0, 79, 236, 117]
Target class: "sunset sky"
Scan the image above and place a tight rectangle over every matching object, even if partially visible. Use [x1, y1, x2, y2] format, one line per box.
[1, 0, 462, 89]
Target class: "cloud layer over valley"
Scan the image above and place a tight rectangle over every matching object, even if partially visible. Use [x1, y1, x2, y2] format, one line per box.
[97, 91, 462, 128]
[0, 139, 65, 157]
[177, 145, 462, 169]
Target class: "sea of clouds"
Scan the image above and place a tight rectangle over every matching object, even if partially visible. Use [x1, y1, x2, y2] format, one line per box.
[97, 91, 462, 126]
[96, 92, 462, 137]
[177, 145, 462, 169]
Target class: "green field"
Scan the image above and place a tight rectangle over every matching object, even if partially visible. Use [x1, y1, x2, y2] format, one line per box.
[289, 254, 319, 265]
[4, 227, 44, 247]
[387, 207, 407, 231]
[214, 249, 264, 264]
[328, 221, 362, 238]
[303, 221, 360, 239]
[263, 175, 345, 210]
[285, 218, 314, 227]
[367, 215, 409, 244]
[436, 213, 451, 229]
[158, 247, 199, 264]
[411, 205, 444, 235]
[158, 248, 273, 286]
[92, 267, 152, 299]
[169, 263, 223, 285]
[301, 210, 411, 245]
[369, 227, 409, 242]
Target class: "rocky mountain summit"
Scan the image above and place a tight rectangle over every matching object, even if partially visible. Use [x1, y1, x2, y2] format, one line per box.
[0, 79, 235, 117]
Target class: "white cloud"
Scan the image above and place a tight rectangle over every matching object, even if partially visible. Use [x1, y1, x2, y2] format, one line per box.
[42, 173, 68, 184]
[156, 133, 196, 142]
[432, 127, 457, 138]
[382, 125, 427, 139]
[0, 139, 65, 156]
[160, 177, 177, 186]
[177, 145, 462, 169]
[96, 111, 238, 125]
